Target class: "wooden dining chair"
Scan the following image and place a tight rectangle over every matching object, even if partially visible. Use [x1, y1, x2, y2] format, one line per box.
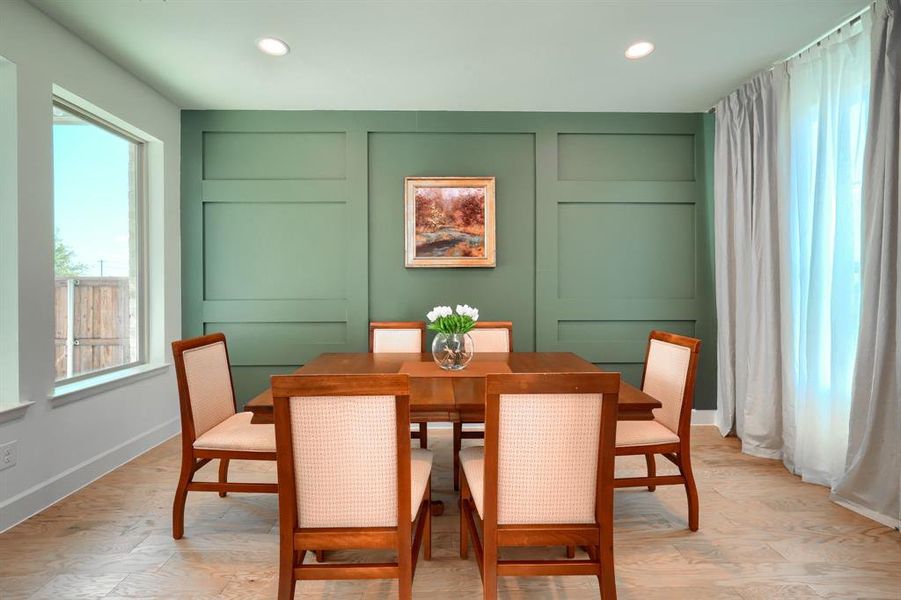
[272, 373, 432, 600]
[614, 330, 702, 531]
[369, 321, 430, 449]
[171, 333, 278, 540]
[466, 321, 514, 354]
[459, 372, 620, 600]
[453, 321, 514, 490]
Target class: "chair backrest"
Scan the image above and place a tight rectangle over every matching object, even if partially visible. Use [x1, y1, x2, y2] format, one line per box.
[483, 372, 619, 526]
[467, 321, 513, 352]
[171, 333, 237, 440]
[369, 321, 427, 353]
[272, 374, 412, 530]
[641, 330, 701, 435]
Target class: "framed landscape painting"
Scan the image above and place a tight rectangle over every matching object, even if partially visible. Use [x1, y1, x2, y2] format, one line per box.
[404, 176, 496, 268]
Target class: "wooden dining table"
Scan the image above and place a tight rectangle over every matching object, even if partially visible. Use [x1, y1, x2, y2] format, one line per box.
[246, 351, 661, 424]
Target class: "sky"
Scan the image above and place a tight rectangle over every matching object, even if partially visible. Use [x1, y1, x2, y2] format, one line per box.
[53, 112, 133, 278]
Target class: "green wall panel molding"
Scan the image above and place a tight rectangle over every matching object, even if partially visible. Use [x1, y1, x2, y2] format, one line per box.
[557, 133, 696, 182]
[556, 203, 696, 300]
[368, 132, 536, 352]
[230, 365, 298, 410]
[205, 322, 348, 366]
[202, 131, 347, 180]
[557, 319, 696, 341]
[181, 110, 717, 408]
[203, 202, 347, 300]
[553, 180, 699, 204]
[201, 179, 349, 204]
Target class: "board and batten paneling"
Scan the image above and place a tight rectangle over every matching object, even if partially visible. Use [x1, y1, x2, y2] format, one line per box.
[182, 112, 715, 409]
[536, 118, 715, 409]
[182, 114, 369, 407]
[368, 132, 536, 351]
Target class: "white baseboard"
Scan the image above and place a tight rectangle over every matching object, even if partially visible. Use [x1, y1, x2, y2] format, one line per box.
[0, 417, 179, 533]
[831, 496, 901, 530]
[691, 409, 717, 425]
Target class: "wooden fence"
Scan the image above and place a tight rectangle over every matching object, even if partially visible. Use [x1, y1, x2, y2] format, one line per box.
[54, 277, 131, 380]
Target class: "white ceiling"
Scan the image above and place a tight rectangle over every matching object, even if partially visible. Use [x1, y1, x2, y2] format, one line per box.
[29, 0, 869, 112]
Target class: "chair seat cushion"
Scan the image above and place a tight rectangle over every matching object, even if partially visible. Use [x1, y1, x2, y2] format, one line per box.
[616, 420, 680, 447]
[193, 411, 275, 453]
[410, 448, 434, 520]
[459, 445, 486, 518]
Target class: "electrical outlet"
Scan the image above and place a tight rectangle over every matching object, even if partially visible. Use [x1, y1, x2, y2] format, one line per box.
[0, 440, 17, 471]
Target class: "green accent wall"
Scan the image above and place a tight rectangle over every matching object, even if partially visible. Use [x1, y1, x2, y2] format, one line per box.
[182, 111, 716, 409]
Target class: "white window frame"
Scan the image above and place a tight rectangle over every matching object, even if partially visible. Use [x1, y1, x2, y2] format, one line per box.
[51, 96, 149, 385]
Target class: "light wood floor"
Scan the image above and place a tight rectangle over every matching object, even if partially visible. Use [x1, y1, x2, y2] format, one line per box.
[1, 426, 899, 599]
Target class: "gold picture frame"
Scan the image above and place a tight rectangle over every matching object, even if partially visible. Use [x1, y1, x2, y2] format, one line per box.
[404, 176, 496, 268]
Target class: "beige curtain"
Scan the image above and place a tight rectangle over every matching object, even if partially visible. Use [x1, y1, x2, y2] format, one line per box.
[715, 3, 901, 525]
[832, 0, 901, 528]
[713, 69, 793, 456]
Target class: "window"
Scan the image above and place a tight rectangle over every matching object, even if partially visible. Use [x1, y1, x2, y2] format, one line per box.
[785, 18, 870, 484]
[52, 99, 145, 382]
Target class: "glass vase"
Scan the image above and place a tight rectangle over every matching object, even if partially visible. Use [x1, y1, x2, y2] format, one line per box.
[431, 332, 474, 371]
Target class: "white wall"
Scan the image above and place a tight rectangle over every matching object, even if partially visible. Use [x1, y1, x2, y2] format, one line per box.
[0, 56, 19, 417]
[0, 0, 181, 531]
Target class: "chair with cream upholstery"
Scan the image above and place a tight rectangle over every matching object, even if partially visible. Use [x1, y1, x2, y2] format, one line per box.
[271, 373, 432, 600]
[458, 372, 620, 600]
[369, 321, 430, 449]
[614, 330, 702, 531]
[466, 321, 514, 354]
[171, 333, 277, 540]
[453, 321, 514, 490]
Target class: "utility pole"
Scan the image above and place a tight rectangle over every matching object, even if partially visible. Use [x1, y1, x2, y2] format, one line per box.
[98, 259, 105, 277]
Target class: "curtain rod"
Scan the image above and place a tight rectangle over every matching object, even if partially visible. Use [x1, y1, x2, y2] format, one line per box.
[707, 2, 875, 113]
[775, 2, 873, 64]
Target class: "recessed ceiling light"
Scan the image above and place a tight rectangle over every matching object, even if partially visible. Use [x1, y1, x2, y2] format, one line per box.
[257, 37, 290, 56]
[625, 41, 655, 60]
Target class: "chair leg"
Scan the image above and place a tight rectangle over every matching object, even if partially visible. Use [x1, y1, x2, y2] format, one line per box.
[218, 458, 230, 498]
[460, 468, 470, 559]
[424, 480, 432, 561]
[417, 422, 428, 449]
[453, 422, 463, 491]
[597, 530, 616, 599]
[645, 454, 656, 492]
[399, 574, 412, 600]
[278, 540, 296, 600]
[483, 529, 497, 600]
[172, 455, 193, 540]
[678, 450, 700, 531]
[398, 535, 413, 600]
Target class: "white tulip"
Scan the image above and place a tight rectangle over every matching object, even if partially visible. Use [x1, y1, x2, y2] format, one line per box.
[429, 304, 481, 322]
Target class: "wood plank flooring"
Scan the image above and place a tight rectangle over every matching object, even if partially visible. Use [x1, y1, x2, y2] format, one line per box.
[1, 426, 898, 599]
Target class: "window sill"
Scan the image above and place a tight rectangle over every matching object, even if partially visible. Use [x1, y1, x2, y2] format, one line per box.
[0, 401, 35, 425]
[50, 363, 170, 408]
